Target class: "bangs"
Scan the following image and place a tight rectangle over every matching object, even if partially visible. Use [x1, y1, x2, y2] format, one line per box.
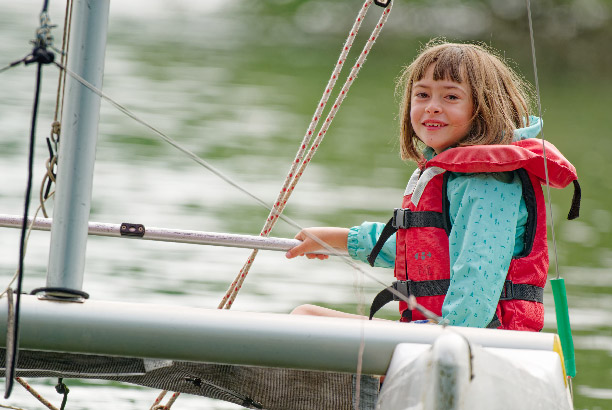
[411, 45, 468, 85]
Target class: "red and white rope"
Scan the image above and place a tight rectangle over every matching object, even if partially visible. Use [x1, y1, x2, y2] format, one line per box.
[219, 0, 393, 309]
[15, 377, 59, 410]
[150, 390, 180, 410]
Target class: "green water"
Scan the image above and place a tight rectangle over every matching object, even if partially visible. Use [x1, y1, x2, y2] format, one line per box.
[1, 1, 611, 409]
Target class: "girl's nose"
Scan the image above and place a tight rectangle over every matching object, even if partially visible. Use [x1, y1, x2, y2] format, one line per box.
[425, 101, 441, 114]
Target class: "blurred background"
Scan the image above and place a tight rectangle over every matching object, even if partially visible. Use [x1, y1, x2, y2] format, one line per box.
[0, 0, 610, 409]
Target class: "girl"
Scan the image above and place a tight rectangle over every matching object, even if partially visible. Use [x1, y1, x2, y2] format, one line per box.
[285, 41, 579, 331]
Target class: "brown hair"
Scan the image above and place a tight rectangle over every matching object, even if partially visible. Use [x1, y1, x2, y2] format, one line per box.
[397, 40, 534, 162]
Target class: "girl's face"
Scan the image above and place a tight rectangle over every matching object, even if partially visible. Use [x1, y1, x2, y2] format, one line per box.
[410, 65, 474, 154]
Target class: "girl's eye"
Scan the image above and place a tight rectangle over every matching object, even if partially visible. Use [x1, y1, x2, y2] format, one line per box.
[447, 94, 459, 100]
[415, 92, 428, 98]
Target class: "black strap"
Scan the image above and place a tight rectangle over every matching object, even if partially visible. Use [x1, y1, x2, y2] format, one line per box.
[369, 286, 395, 320]
[367, 208, 446, 267]
[367, 217, 396, 267]
[567, 180, 581, 220]
[368, 217, 397, 266]
[499, 280, 544, 303]
[514, 169, 537, 258]
[392, 208, 445, 229]
[369, 279, 543, 321]
[368, 279, 450, 320]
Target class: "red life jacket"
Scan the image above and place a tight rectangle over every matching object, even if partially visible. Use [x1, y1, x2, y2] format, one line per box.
[368, 139, 579, 331]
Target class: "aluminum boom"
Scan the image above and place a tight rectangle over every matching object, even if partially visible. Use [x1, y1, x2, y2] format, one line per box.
[0, 214, 345, 254]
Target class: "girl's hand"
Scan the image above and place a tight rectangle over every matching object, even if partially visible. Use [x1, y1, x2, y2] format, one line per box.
[285, 227, 349, 260]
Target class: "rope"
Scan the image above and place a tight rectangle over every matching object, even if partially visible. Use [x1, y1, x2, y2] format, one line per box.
[150, 390, 167, 409]
[14, 378, 60, 410]
[219, 0, 393, 310]
[150, 391, 180, 410]
[0, 404, 29, 410]
[41, 0, 72, 217]
[54, 379, 69, 410]
[54, 0, 72, 128]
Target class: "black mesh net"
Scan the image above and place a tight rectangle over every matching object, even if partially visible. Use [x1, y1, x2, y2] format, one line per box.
[1, 349, 379, 409]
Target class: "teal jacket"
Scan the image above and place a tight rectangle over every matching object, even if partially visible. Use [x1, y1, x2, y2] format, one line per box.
[348, 117, 542, 327]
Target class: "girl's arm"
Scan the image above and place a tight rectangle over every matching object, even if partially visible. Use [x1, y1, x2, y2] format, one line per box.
[441, 172, 524, 328]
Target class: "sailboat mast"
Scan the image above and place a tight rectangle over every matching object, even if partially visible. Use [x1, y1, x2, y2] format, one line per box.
[46, 0, 110, 295]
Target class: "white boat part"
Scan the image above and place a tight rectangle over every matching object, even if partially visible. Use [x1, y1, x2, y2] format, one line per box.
[377, 330, 572, 410]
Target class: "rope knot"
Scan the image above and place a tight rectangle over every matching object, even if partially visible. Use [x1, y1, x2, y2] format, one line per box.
[51, 121, 61, 136]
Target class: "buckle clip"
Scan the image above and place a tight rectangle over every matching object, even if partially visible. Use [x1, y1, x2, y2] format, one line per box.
[392, 280, 411, 301]
[392, 208, 411, 229]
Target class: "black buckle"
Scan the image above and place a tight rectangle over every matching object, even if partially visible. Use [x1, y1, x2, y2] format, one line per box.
[499, 280, 514, 301]
[392, 280, 411, 301]
[392, 208, 410, 229]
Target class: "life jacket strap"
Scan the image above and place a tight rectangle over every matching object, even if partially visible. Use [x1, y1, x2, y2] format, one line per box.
[567, 179, 581, 220]
[367, 217, 397, 267]
[392, 207, 446, 229]
[368, 279, 450, 320]
[499, 280, 544, 303]
[366, 208, 446, 267]
[369, 279, 544, 322]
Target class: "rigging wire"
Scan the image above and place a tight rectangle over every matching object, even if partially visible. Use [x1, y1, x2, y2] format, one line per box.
[525, 0, 577, 384]
[525, 0, 560, 280]
[5, 0, 56, 399]
[0, 56, 31, 74]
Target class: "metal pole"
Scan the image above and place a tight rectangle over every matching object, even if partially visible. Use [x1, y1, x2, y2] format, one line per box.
[46, 0, 110, 294]
[0, 214, 347, 255]
[0, 296, 558, 375]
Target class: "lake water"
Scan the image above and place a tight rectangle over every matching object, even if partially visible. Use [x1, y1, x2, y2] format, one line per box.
[1, 1, 611, 409]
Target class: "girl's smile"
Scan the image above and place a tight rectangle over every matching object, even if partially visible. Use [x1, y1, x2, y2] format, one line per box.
[410, 65, 473, 154]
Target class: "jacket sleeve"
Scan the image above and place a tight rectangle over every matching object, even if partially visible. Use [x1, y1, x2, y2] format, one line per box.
[347, 221, 396, 268]
[441, 172, 523, 327]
